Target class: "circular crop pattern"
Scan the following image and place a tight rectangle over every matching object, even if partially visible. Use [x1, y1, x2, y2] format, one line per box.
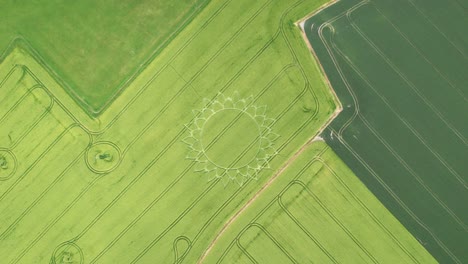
[184, 93, 278, 186]
[85, 142, 121, 174]
[201, 108, 261, 169]
[51, 242, 83, 264]
[0, 149, 17, 181]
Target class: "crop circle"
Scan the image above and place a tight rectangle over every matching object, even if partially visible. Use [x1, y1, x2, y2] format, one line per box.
[51, 242, 83, 264]
[0, 149, 17, 181]
[201, 108, 261, 169]
[184, 93, 278, 186]
[85, 142, 121, 174]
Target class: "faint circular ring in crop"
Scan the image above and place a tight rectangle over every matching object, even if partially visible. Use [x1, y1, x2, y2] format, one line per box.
[85, 142, 121, 174]
[50, 241, 84, 264]
[0, 148, 17, 181]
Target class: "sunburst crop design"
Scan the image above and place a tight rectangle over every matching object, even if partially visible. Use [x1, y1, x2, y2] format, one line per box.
[183, 93, 279, 186]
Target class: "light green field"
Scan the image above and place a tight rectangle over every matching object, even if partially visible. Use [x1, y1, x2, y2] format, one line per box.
[203, 141, 436, 263]
[0, 0, 436, 263]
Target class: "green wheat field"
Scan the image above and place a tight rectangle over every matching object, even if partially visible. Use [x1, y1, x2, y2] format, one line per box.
[2, 0, 463, 263]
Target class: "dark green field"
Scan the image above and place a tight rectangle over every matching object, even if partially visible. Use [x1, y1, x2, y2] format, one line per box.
[1, 0, 209, 114]
[305, 0, 467, 262]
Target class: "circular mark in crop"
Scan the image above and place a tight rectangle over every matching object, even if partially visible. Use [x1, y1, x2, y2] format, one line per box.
[183, 92, 278, 186]
[0, 149, 17, 181]
[51, 242, 83, 264]
[202, 108, 261, 169]
[85, 142, 121, 174]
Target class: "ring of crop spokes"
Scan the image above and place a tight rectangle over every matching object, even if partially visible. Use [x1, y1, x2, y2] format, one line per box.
[183, 92, 279, 186]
